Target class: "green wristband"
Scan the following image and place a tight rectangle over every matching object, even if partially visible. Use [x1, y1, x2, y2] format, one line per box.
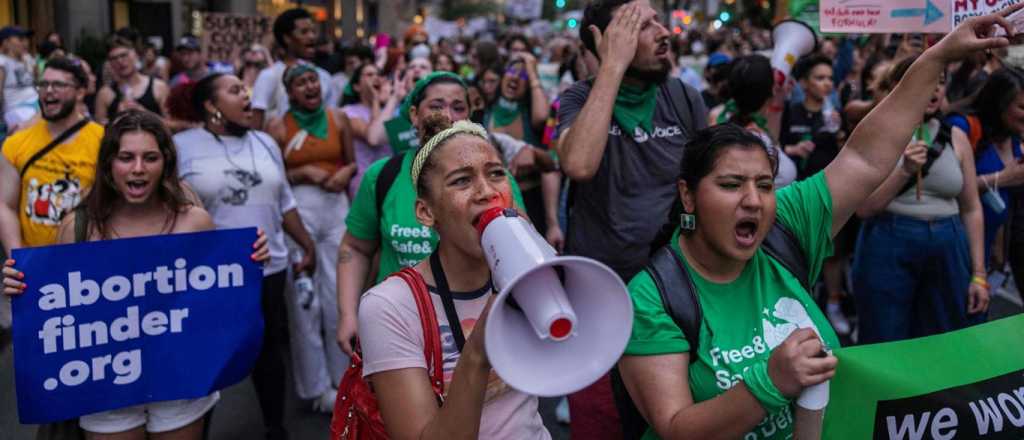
[741, 360, 791, 413]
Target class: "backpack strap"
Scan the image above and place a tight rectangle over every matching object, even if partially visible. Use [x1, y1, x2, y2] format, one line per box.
[760, 221, 810, 291]
[375, 154, 405, 216]
[392, 268, 446, 400]
[645, 245, 702, 363]
[646, 221, 809, 362]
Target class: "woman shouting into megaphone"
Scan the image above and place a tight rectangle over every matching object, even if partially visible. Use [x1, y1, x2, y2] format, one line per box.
[355, 113, 550, 440]
[617, 6, 1020, 440]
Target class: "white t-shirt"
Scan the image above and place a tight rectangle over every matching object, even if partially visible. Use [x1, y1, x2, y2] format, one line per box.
[358, 276, 551, 440]
[173, 128, 297, 275]
[251, 61, 338, 124]
[0, 53, 37, 127]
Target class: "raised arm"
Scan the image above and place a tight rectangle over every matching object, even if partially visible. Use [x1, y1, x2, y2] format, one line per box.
[557, 2, 645, 181]
[825, 9, 1017, 236]
[521, 53, 550, 129]
[855, 141, 926, 219]
[367, 75, 407, 147]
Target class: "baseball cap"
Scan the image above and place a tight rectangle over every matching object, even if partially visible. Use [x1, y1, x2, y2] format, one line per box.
[0, 26, 32, 42]
[175, 35, 200, 51]
[707, 52, 732, 69]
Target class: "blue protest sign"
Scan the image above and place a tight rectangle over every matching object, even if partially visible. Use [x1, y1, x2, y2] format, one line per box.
[11, 227, 264, 424]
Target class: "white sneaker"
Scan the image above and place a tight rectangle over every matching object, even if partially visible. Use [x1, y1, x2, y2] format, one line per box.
[555, 396, 570, 424]
[827, 302, 851, 335]
[314, 388, 337, 413]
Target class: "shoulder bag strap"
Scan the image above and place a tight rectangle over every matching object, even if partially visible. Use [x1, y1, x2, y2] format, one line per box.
[73, 205, 88, 243]
[646, 245, 702, 363]
[394, 268, 446, 400]
[19, 118, 90, 175]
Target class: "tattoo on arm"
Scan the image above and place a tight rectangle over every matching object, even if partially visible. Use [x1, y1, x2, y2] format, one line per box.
[338, 248, 354, 263]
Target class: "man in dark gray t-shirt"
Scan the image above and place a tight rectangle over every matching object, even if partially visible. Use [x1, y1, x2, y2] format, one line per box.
[558, 78, 706, 280]
[555, 2, 706, 439]
[557, 0, 707, 282]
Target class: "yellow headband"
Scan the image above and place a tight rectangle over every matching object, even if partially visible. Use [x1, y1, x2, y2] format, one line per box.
[411, 120, 489, 191]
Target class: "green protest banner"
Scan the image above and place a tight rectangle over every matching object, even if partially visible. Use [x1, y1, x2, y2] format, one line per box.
[823, 314, 1024, 439]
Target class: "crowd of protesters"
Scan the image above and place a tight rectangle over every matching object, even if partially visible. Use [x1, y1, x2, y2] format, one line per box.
[1, 1, 1023, 439]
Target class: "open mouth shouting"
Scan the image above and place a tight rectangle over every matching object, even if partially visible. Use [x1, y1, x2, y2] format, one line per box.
[734, 216, 760, 248]
[123, 178, 152, 200]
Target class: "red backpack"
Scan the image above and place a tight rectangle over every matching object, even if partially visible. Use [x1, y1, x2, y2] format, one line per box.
[330, 268, 446, 440]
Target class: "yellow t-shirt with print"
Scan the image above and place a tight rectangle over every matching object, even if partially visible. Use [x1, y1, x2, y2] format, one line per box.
[2, 118, 103, 247]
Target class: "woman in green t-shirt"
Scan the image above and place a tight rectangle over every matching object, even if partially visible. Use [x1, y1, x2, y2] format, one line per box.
[617, 12, 1016, 440]
[336, 72, 526, 356]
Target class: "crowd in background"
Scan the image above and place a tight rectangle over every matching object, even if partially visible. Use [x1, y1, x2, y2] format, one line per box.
[0, 2, 1022, 439]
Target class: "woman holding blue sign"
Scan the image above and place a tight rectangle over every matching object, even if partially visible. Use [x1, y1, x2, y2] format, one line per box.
[616, 8, 1018, 440]
[170, 73, 317, 440]
[3, 110, 270, 438]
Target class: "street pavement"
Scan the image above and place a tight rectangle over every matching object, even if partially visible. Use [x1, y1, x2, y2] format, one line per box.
[2, 289, 1021, 440]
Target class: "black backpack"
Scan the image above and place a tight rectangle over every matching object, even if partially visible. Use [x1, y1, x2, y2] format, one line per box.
[645, 221, 810, 361]
[614, 221, 809, 440]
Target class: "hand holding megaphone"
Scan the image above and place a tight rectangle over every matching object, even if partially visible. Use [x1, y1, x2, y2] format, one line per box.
[475, 207, 633, 397]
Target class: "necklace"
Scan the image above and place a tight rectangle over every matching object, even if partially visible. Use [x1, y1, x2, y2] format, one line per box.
[206, 127, 262, 186]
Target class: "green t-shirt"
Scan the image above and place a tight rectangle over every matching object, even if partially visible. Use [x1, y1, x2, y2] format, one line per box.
[625, 172, 841, 440]
[347, 151, 527, 283]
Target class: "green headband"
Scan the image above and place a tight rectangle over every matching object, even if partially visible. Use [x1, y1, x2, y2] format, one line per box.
[411, 120, 489, 191]
[400, 71, 466, 119]
[282, 63, 317, 87]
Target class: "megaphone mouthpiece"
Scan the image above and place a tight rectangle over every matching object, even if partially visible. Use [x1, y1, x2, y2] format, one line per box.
[475, 206, 516, 235]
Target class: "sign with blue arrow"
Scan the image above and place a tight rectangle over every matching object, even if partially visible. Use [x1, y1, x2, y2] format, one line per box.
[892, 0, 945, 26]
[821, 0, 953, 33]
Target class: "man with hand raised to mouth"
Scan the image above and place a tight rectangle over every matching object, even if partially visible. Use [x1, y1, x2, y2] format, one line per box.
[555, 0, 707, 438]
[252, 7, 339, 130]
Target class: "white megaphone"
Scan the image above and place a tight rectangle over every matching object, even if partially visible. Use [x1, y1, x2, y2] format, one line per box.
[476, 207, 633, 397]
[771, 19, 818, 84]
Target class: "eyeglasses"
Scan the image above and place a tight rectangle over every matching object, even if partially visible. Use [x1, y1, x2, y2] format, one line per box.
[36, 80, 75, 92]
[504, 67, 528, 81]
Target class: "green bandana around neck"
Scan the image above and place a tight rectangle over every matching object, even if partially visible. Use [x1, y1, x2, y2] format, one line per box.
[491, 97, 522, 127]
[613, 83, 657, 136]
[290, 106, 328, 139]
[718, 99, 769, 131]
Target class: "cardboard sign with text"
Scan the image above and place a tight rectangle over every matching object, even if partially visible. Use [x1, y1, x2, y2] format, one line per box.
[201, 13, 272, 64]
[820, 0, 953, 33]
